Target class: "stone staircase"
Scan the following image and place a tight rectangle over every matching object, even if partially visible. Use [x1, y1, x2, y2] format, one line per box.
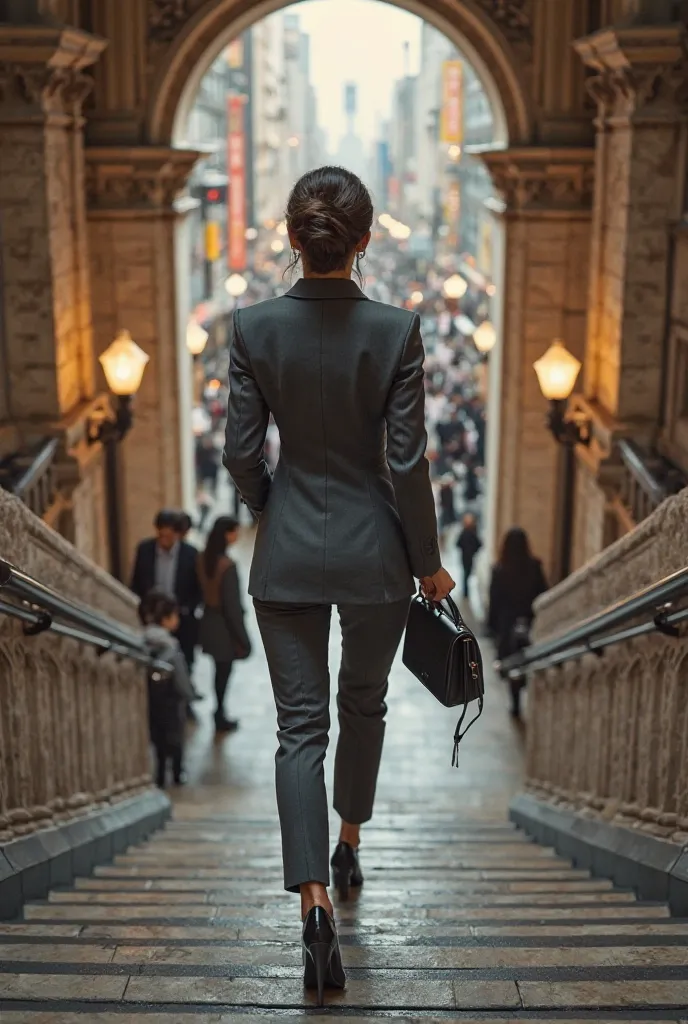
[1, 581, 687, 1021]
[0, 805, 687, 1018]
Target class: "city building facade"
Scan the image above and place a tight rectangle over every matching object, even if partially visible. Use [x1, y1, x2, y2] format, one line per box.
[458, 63, 495, 273]
[251, 14, 291, 228]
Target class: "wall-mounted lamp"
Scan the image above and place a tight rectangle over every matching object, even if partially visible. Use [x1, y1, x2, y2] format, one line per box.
[442, 274, 467, 300]
[473, 320, 497, 357]
[225, 273, 248, 298]
[533, 339, 592, 583]
[534, 340, 591, 447]
[89, 331, 149, 446]
[89, 330, 149, 581]
[186, 319, 209, 357]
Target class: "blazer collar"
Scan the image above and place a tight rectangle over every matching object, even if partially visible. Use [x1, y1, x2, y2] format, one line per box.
[286, 278, 368, 301]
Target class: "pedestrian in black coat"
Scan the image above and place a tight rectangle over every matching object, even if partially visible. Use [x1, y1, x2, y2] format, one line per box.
[197, 516, 251, 733]
[456, 513, 482, 598]
[488, 527, 548, 718]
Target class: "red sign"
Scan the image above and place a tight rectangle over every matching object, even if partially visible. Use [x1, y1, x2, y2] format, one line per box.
[227, 95, 246, 271]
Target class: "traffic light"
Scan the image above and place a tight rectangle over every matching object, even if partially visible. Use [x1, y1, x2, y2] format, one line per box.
[204, 184, 227, 205]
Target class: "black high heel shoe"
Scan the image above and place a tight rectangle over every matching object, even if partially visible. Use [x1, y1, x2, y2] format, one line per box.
[331, 841, 363, 901]
[302, 905, 346, 1006]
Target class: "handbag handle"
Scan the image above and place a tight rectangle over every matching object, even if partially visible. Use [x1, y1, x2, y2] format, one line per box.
[417, 587, 464, 628]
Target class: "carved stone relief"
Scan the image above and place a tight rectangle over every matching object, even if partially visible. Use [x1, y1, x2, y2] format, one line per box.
[85, 149, 200, 211]
[0, 63, 93, 118]
[481, 151, 595, 213]
[474, 0, 531, 45]
[148, 0, 189, 42]
[586, 61, 688, 121]
[0, 489, 150, 840]
[527, 486, 688, 843]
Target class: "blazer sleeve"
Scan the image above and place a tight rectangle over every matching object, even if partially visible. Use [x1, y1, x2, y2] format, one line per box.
[221, 564, 252, 655]
[384, 313, 441, 580]
[223, 310, 272, 517]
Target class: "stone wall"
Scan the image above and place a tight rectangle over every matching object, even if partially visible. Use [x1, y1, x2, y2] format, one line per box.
[86, 147, 200, 573]
[0, 489, 150, 843]
[526, 486, 688, 842]
[571, 460, 608, 571]
[481, 149, 593, 576]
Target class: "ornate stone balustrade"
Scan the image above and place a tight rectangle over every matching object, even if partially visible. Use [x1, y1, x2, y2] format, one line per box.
[525, 486, 688, 845]
[0, 489, 151, 844]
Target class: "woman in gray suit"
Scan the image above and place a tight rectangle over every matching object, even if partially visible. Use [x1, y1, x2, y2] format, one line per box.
[224, 166, 454, 1003]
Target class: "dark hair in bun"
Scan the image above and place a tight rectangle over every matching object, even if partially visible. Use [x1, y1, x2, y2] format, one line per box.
[286, 166, 373, 276]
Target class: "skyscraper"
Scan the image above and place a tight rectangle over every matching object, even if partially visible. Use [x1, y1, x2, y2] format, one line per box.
[336, 81, 367, 181]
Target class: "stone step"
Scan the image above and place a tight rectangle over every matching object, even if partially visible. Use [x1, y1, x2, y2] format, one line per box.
[1, 941, 687, 969]
[46, 890, 636, 906]
[0, 1018, 681, 1024]
[2, 973, 688, 1009]
[94, 863, 596, 880]
[5, 918, 687, 943]
[74, 875, 617, 893]
[22, 902, 669, 922]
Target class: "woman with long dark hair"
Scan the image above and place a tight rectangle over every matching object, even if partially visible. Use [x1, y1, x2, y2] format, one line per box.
[488, 527, 548, 718]
[197, 516, 251, 732]
[223, 166, 454, 1002]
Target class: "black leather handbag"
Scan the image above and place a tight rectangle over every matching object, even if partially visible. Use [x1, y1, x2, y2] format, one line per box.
[402, 592, 485, 766]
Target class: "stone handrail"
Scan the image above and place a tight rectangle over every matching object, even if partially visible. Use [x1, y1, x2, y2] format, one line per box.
[0, 490, 150, 843]
[526, 487, 688, 844]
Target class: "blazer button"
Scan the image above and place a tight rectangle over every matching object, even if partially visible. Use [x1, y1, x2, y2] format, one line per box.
[424, 538, 437, 556]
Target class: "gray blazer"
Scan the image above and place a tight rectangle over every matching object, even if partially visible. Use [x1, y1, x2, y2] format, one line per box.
[223, 277, 441, 605]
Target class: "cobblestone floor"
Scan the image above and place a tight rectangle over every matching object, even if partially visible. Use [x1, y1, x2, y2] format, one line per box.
[1, 537, 687, 1019]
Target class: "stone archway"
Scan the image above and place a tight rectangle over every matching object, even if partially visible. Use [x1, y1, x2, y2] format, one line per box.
[78, 0, 597, 576]
[146, 0, 533, 148]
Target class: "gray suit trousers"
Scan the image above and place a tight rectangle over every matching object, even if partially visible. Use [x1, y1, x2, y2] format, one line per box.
[254, 597, 410, 893]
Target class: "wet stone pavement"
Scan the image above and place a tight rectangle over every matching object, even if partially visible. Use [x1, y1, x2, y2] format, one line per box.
[2, 546, 688, 1020]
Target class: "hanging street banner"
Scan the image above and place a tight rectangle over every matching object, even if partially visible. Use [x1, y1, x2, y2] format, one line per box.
[227, 94, 247, 271]
[440, 61, 463, 145]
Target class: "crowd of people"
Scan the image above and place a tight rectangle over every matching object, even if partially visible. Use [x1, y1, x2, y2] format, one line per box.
[130, 509, 250, 787]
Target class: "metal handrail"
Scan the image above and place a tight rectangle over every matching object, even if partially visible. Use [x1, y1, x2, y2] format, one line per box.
[618, 439, 686, 504]
[0, 558, 171, 673]
[0, 558, 145, 652]
[501, 564, 688, 679]
[0, 598, 171, 672]
[12, 438, 59, 498]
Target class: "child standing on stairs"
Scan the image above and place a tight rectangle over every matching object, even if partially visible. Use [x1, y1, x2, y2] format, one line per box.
[139, 589, 197, 787]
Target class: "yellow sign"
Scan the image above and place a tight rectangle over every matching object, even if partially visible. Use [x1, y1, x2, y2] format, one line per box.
[205, 221, 221, 262]
[440, 61, 463, 145]
[227, 38, 244, 69]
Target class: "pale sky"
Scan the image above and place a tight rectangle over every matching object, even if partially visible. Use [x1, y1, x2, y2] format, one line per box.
[291, 0, 422, 152]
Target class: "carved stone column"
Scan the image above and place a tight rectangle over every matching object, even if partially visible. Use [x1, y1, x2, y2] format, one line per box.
[0, 23, 113, 565]
[569, 23, 688, 567]
[0, 25, 104, 423]
[86, 145, 200, 571]
[478, 147, 594, 578]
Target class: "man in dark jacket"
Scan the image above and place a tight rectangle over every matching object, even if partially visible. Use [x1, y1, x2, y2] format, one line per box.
[130, 509, 202, 671]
